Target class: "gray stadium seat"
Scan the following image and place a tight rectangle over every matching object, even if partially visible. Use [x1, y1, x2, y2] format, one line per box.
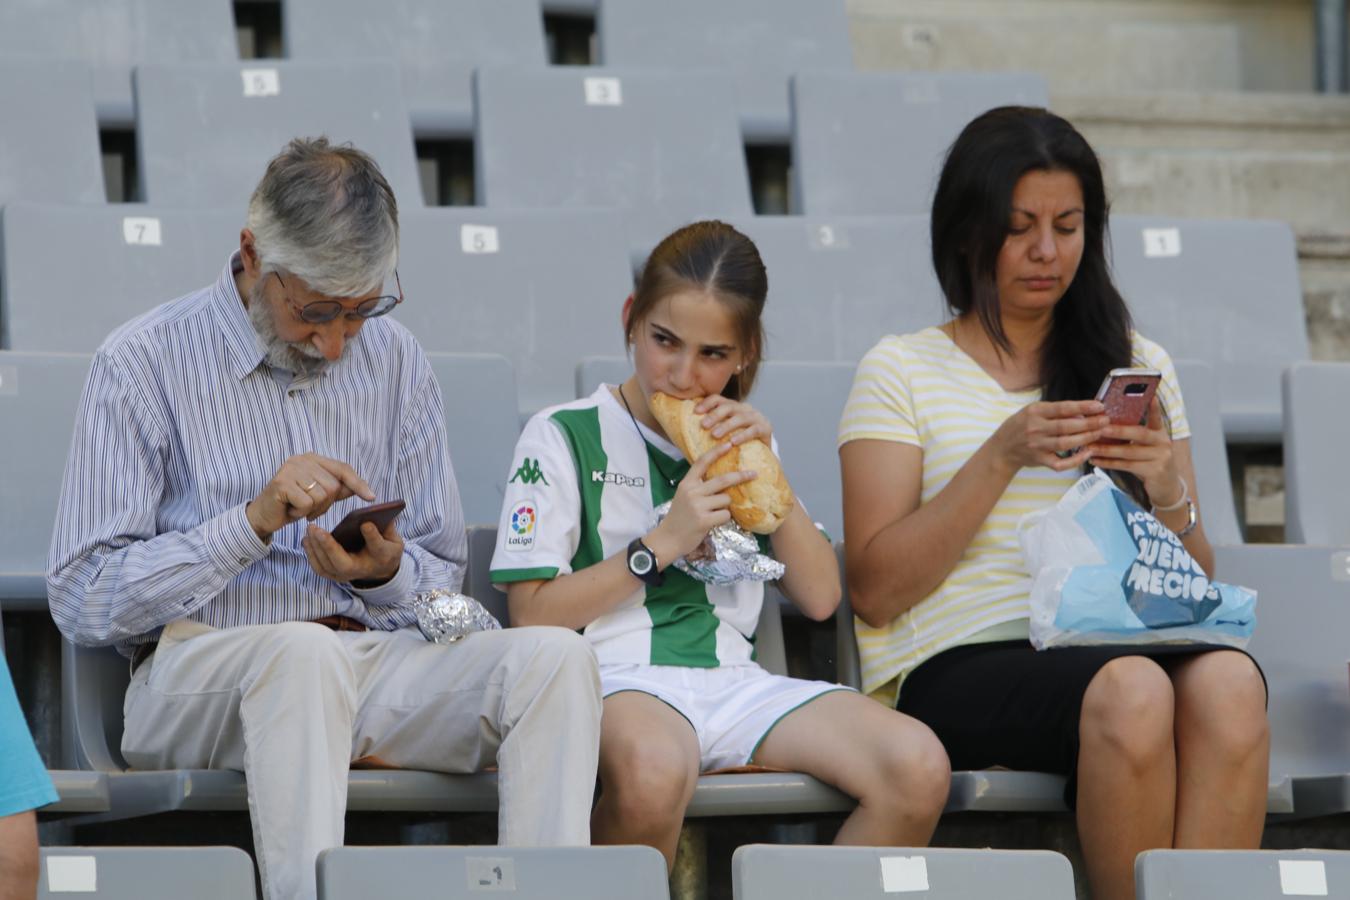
[1137, 849, 1350, 899]
[834, 549, 1294, 814]
[1282, 362, 1350, 545]
[733, 845, 1076, 899]
[1218, 543, 1350, 817]
[791, 71, 1050, 215]
[393, 208, 634, 414]
[0, 0, 236, 127]
[1171, 360, 1243, 546]
[317, 845, 669, 900]
[1110, 216, 1307, 443]
[134, 61, 422, 208]
[470, 522, 849, 814]
[0, 353, 92, 611]
[596, 0, 852, 142]
[0, 204, 239, 351]
[473, 67, 752, 257]
[575, 358, 854, 541]
[0, 61, 104, 207]
[727, 214, 945, 363]
[40, 847, 256, 899]
[59, 637, 501, 820]
[426, 354, 522, 527]
[284, 0, 546, 136]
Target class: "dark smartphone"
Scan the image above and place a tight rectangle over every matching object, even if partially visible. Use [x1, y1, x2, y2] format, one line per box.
[1095, 368, 1162, 442]
[330, 500, 405, 553]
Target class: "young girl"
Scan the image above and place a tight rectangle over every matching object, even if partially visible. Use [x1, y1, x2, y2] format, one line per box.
[490, 220, 949, 867]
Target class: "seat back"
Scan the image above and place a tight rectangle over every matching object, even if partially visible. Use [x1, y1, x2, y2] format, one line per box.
[732, 845, 1076, 899]
[317, 845, 669, 900]
[61, 639, 131, 771]
[1136, 849, 1350, 900]
[0, 61, 104, 207]
[1217, 544, 1350, 781]
[729, 214, 945, 363]
[284, 0, 545, 135]
[474, 67, 752, 254]
[1171, 360, 1242, 546]
[596, 0, 852, 140]
[1110, 216, 1307, 442]
[0, 353, 92, 610]
[394, 208, 634, 414]
[792, 71, 1049, 215]
[0, 0, 236, 123]
[1283, 362, 1350, 544]
[575, 357, 854, 540]
[135, 61, 421, 207]
[40, 847, 257, 899]
[426, 353, 521, 527]
[1, 203, 239, 351]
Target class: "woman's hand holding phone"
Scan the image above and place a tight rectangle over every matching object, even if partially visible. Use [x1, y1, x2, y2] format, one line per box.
[1084, 397, 1185, 508]
[993, 400, 1110, 474]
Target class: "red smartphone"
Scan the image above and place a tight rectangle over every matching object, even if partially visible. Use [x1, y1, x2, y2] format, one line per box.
[330, 500, 405, 553]
[1095, 368, 1162, 442]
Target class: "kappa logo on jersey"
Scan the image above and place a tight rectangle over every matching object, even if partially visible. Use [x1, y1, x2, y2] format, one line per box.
[509, 458, 549, 486]
[591, 470, 646, 488]
[506, 500, 537, 551]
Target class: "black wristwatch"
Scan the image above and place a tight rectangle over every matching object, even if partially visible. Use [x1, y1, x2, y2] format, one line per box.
[626, 537, 664, 587]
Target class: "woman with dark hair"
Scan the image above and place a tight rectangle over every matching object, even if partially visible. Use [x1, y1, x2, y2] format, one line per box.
[839, 107, 1269, 900]
[492, 220, 950, 870]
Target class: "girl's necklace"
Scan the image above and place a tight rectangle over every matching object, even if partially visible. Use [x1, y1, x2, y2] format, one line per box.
[618, 383, 681, 488]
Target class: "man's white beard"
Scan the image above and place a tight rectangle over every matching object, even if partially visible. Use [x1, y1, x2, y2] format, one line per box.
[247, 280, 340, 377]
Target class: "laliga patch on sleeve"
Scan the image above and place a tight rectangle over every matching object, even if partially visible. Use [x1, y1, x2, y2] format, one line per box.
[1279, 860, 1328, 896]
[46, 855, 97, 892]
[880, 855, 929, 893]
[505, 499, 538, 552]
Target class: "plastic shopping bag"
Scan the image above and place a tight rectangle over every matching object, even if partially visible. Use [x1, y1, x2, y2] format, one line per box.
[1019, 469, 1256, 650]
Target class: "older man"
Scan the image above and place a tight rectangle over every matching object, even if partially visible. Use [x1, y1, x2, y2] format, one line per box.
[48, 138, 601, 900]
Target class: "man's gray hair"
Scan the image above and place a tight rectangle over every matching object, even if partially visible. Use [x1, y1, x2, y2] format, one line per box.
[246, 136, 399, 298]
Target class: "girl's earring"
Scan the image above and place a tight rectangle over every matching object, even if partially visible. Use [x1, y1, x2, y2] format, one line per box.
[735, 364, 743, 373]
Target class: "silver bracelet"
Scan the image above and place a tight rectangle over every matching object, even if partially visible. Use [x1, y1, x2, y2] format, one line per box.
[1150, 475, 1189, 514]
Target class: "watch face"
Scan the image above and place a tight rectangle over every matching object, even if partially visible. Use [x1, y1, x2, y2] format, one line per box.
[630, 549, 654, 576]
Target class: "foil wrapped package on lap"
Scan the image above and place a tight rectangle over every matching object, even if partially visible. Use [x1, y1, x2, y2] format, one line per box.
[413, 590, 502, 644]
[651, 501, 785, 586]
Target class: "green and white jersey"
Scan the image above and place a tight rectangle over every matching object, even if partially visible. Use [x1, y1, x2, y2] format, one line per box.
[490, 385, 772, 669]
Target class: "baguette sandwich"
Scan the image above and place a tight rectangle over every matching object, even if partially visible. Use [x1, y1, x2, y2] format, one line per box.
[648, 392, 794, 535]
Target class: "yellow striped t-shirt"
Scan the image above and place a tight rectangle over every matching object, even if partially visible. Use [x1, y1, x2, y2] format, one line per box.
[838, 326, 1190, 705]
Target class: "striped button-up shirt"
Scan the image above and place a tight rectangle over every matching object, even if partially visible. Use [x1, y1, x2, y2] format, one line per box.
[48, 254, 466, 655]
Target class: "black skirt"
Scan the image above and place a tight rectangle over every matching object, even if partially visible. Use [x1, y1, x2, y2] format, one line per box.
[894, 639, 1266, 808]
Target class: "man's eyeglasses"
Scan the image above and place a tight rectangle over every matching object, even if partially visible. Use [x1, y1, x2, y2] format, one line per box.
[273, 271, 403, 324]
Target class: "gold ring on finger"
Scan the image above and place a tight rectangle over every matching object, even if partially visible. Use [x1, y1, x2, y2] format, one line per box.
[304, 480, 319, 491]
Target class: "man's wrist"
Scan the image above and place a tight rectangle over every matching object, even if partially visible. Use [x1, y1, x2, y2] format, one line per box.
[244, 501, 274, 544]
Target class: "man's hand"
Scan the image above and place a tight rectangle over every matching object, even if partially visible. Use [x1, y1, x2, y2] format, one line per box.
[245, 453, 375, 541]
[302, 519, 404, 585]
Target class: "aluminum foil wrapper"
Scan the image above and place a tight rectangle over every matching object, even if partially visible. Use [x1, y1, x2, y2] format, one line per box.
[651, 501, 786, 586]
[413, 590, 502, 644]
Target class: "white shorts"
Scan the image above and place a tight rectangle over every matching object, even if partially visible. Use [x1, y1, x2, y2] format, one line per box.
[600, 663, 852, 772]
